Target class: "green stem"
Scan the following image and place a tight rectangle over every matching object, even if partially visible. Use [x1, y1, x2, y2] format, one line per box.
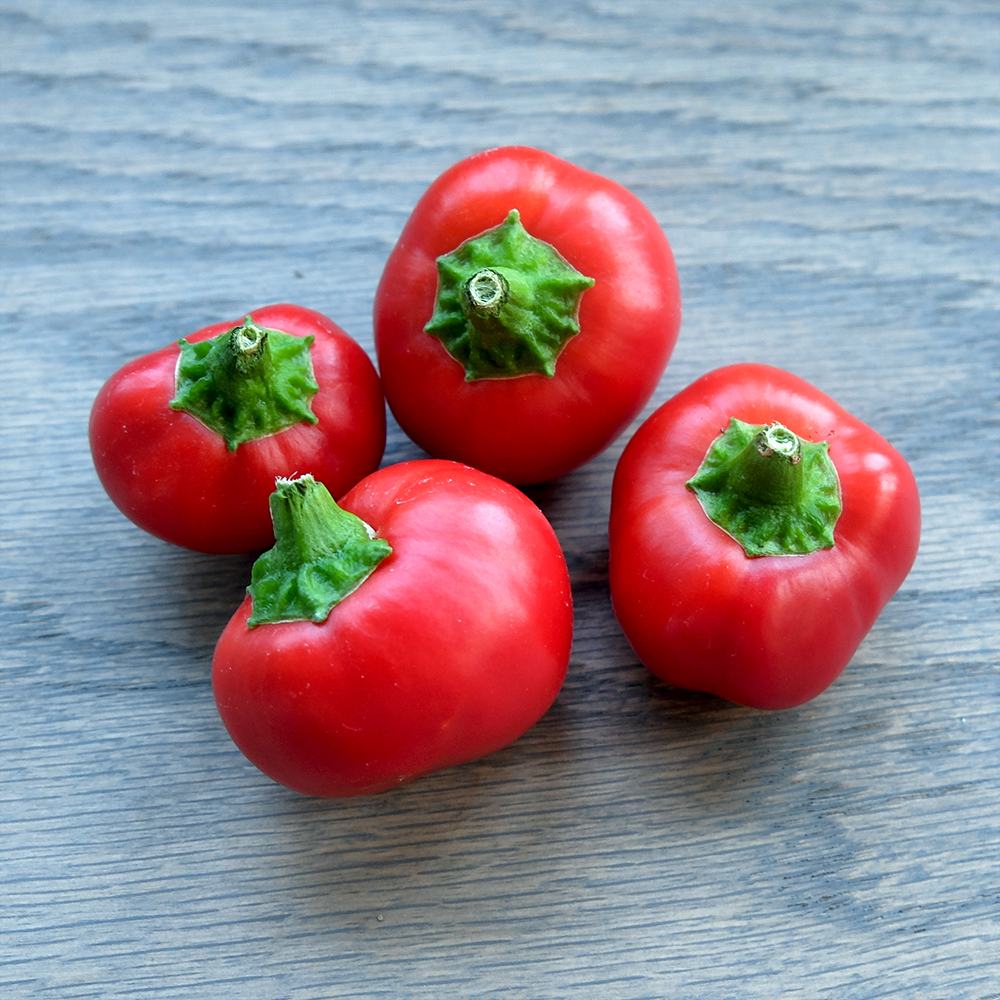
[424, 209, 595, 380]
[727, 423, 804, 506]
[464, 268, 509, 315]
[687, 418, 841, 557]
[170, 315, 319, 450]
[247, 475, 392, 627]
[230, 316, 269, 373]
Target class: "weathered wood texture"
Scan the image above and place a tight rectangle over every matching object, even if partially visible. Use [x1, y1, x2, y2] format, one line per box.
[2, 1, 998, 997]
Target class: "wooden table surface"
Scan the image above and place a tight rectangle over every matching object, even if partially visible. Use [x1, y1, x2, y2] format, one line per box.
[3, 2, 998, 997]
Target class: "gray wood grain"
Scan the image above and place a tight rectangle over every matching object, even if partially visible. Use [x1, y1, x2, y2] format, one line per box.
[2, 1, 998, 997]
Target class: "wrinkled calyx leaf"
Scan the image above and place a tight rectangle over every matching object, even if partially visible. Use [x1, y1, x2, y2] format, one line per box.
[687, 418, 841, 557]
[247, 475, 392, 627]
[424, 209, 595, 380]
[170, 315, 319, 450]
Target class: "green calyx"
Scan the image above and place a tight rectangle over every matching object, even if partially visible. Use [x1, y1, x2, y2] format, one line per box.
[170, 315, 319, 451]
[247, 475, 392, 627]
[686, 418, 841, 557]
[424, 209, 595, 380]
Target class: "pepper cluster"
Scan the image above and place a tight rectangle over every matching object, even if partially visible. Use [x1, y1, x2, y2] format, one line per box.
[89, 146, 920, 797]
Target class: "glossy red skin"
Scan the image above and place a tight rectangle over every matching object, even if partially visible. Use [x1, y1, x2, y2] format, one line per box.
[609, 364, 921, 710]
[89, 304, 386, 554]
[212, 459, 573, 797]
[374, 146, 682, 485]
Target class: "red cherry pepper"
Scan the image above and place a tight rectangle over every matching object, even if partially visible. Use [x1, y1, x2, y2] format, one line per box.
[374, 145, 682, 485]
[609, 364, 921, 709]
[212, 462, 573, 797]
[89, 304, 385, 553]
